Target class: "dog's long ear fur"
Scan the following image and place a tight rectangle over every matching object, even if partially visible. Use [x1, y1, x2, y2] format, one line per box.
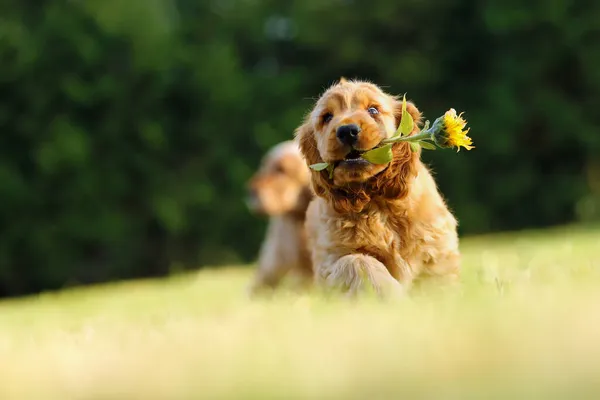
[295, 118, 329, 200]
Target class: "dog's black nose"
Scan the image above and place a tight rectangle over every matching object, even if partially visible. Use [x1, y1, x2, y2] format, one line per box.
[336, 124, 361, 146]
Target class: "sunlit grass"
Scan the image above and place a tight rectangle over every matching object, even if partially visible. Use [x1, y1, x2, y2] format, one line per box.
[0, 225, 599, 399]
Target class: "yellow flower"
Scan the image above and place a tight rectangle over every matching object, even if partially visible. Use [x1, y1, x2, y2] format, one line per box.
[433, 109, 474, 151]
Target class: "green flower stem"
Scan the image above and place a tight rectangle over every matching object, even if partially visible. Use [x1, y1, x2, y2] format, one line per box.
[381, 130, 434, 145]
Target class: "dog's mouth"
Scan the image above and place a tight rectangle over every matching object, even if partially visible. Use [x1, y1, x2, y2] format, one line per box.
[334, 149, 369, 168]
[344, 149, 364, 161]
[337, 144, 389, 166]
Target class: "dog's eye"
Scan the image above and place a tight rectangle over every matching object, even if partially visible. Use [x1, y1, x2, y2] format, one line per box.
[322, 112, 333, 124]
[367, 106, 379, 116]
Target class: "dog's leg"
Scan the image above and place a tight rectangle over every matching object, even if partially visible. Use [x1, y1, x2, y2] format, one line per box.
[248, 260, 291, 296]
[317, 254, 405, 299]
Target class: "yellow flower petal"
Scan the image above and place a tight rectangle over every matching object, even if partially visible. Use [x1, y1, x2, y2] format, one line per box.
[442, 109, 474, 151]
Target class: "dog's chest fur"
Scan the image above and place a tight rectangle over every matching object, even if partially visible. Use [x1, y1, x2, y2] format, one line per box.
[329, 196, 456, 282]
[331, 202, 416, 280]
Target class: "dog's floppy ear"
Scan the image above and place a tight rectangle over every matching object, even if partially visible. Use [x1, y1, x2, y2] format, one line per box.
[295, 118, 328, 199]
[370, 142, 418, 200]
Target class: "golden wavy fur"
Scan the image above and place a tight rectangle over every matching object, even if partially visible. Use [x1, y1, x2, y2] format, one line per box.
[246, 140, 313, 295]
[295, 79, 460, 297]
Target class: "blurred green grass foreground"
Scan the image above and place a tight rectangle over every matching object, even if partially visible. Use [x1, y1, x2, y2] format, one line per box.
[1, 225, 599, 399]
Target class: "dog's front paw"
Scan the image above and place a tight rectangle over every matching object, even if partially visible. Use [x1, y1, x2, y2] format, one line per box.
[320, 254, 404, 299]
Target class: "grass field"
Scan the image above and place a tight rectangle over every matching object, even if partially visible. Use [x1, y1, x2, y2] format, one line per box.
[1, 225, 600, 399]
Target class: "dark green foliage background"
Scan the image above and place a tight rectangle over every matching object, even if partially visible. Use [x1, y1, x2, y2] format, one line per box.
[0, 0, 598, 295]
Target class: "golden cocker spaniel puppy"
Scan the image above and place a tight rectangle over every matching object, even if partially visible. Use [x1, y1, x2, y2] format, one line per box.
[295, 79, 460, 297]
[246, 140, 314, 295]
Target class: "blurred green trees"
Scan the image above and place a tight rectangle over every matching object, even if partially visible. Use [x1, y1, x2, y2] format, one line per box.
[0, 0, 598, 295]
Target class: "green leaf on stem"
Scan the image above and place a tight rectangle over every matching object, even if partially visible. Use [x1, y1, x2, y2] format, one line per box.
[399, 94, 414, 136]
[361, 144, 393, 164]
[309, 163, 330, 171]
[419, 141, 437, 150]
[327, 164, 334, 179]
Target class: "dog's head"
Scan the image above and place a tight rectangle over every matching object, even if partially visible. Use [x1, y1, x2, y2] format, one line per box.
[246, 140, 312, 217]
[295, 78, 422, 213]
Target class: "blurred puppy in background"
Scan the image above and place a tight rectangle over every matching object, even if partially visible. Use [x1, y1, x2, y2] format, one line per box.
[246, 140, 313, 295]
